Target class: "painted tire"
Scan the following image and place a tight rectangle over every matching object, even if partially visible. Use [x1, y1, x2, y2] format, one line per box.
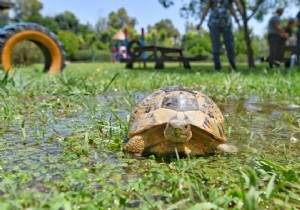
[0, 23, 66, 74]
[127, 40, 142, 58]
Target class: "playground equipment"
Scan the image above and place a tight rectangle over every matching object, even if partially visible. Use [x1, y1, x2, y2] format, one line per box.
[112, 30, 126, 62]
[122, 28, 202, 69]
[0, 1, 65, 74]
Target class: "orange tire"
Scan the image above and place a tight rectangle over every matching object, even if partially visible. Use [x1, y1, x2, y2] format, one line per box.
[0, 23, 65, 74]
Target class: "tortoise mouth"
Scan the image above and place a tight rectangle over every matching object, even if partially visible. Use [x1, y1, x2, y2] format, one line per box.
[164, 120, 192, 143]
[164, 128, 192, 143]
[144, 139, 213, 156]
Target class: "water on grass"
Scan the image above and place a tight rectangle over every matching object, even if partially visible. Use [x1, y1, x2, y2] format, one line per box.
[0, 93, 299, 204]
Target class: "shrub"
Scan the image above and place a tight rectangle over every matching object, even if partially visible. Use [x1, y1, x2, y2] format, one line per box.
[72, 50, 111, 62]
[57, 31, 80, 60]
[11, 40, 44, 67]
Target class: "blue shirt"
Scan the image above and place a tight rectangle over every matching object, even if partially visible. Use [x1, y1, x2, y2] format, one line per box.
[208, 0, 233, 27]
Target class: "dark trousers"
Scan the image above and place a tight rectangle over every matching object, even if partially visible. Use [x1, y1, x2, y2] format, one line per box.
[208, 25, 236, 70]
[297, 28, 300, 63]
[278, 37, 287, 62]
[268, 34, 281, 67]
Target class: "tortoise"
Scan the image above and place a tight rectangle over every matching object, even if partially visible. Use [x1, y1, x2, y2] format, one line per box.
[123, 86, 237, 156]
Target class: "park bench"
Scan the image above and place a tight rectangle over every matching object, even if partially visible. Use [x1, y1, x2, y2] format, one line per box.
[123, 45, 202, 69]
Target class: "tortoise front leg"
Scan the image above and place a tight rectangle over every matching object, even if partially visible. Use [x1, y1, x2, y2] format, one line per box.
[123, 135, 145, 155]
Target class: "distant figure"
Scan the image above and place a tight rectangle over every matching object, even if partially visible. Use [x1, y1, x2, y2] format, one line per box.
[199, 0, 240, 71]
[278, 18, 296, 62]
[111, 47, 117, 63]
[267, 8, 289, 68]
[296, 10, 300, 65]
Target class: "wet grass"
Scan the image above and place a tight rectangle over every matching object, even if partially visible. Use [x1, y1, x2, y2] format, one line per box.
[0, 62, 299, 209]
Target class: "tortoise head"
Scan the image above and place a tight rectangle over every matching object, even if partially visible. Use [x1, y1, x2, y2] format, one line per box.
[164, 113, 192, 143]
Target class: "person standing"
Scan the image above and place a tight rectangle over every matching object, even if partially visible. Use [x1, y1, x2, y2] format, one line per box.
[267, 8, 288, 68]
[296, 11, 300, 66]
[278, 18, 295, 63]
[199, 0, 240, 71]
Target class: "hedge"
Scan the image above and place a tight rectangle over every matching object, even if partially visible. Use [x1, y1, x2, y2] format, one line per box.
[71, 50, 111, 62]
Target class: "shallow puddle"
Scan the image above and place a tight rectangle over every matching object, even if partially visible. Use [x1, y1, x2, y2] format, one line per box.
[1, 94, 299, 193]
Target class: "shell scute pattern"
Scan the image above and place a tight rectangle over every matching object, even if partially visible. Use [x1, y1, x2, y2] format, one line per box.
[123, 86, 238, 156]
[129, 86, 226, 142]
[161, 91, 199, 112]
[133, 89, 165, 116]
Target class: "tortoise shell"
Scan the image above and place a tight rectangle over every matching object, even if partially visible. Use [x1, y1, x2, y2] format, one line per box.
[128, 86, 226, 143]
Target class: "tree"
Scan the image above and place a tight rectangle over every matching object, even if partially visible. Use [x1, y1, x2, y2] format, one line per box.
[42, 16, 59, 33]
[146, 19, 180, 47]
[54, 11, 80, 34]
[13, 0, 43, 23]
[151, 19, 180, 38]
[107, 7, 138, 29]
[95, 17, 107, 35]
[0, 8, 10, 27]
[181, 29, 212, 59]
[158, 0, 287, 68]
[57, 31, 79, 60]
[234, 0, 277, 67]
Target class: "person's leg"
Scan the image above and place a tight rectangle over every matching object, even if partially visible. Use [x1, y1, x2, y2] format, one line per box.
[209, 25, 221, 71]
[222, 26, 236, 70]
[296, 28, 300, 68]
[268, 34, 280, 68]
[277, 38, 286, 62]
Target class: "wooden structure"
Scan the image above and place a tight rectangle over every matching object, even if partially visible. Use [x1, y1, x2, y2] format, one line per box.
[0, 1, 14, 10]
[124, 45, 202, 69]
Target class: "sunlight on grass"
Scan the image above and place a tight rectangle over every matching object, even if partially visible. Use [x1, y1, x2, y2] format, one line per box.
[0, 63, 299, 209]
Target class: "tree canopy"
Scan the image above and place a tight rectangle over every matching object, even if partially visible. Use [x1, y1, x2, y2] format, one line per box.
[2, 0, 281, 63]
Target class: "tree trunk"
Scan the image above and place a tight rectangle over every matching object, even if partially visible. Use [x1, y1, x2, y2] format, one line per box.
[243, 18, 255, 68]
[237, 0, 255, 68]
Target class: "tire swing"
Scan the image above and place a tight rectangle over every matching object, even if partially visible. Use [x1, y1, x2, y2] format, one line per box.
[0, 23, 66, 74]
[127, 40, 142, 59]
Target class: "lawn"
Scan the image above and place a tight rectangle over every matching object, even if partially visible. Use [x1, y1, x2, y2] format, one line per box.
[0, 62, 299, 209]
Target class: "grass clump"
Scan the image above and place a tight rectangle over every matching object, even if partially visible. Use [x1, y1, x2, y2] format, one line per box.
[0, 62, 299, 209]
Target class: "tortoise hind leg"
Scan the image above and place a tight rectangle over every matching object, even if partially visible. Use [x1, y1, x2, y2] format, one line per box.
[123, 135, 145, 155]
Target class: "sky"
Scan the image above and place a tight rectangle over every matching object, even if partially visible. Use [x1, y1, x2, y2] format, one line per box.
[39, 0, 298, 36]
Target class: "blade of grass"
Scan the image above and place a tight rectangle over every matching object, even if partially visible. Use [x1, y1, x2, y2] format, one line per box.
[266, 173, 276, 199]
[103, 72, 119, 92]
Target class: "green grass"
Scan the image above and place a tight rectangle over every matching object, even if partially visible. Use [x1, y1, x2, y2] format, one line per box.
[0, 62, 299, 209]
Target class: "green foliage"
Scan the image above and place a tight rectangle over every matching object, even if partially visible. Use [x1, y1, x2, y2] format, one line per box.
[0, 63, 300, 209]
[234, 30, 258, 59]
[181, 30, 211, 58]
[57, 31, 80, 60]
[54, 11, 81, 34]
[107, 7, 137, 29]
[150, 19, 180, 38]
[72, 50, 111, 62]
[144, 19, 180, 47]
[0, 9, 10, 27]
[11, 40, 44, 66]
[13, 0, 43, 23]
[41, 16, 59, 33]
